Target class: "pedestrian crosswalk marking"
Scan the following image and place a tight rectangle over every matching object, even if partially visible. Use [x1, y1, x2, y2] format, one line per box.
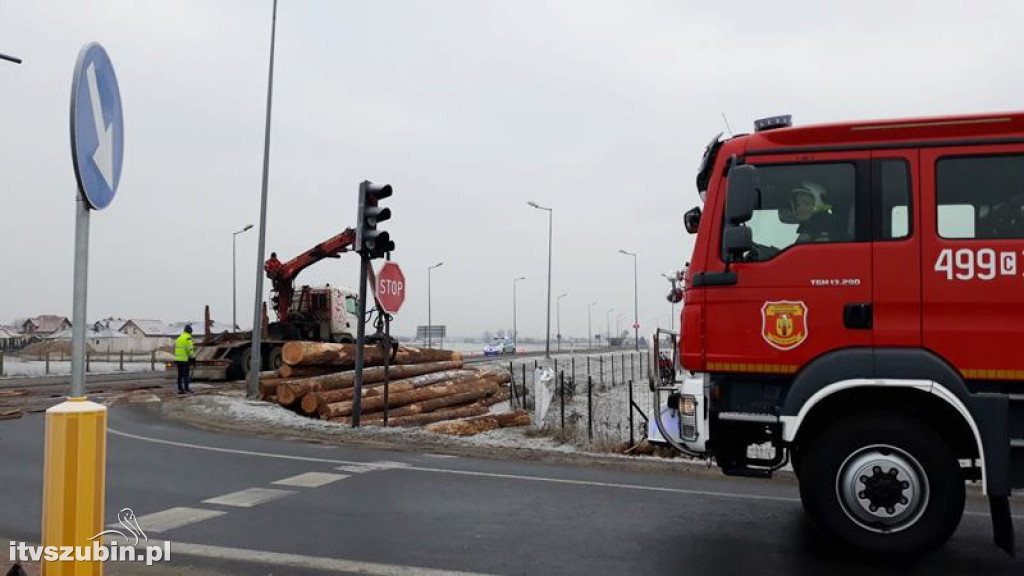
[123, 507, 225, 533]
[272, 472, 349, 488]
[203, 487, 294, 508]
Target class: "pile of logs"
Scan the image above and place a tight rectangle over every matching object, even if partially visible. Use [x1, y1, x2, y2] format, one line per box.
[257, 342, 527, 430]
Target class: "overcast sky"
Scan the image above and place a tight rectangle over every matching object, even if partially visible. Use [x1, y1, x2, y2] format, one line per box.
[3, 1, 1023, 340]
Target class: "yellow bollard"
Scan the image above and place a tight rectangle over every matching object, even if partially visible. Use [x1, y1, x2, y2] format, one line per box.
[42, 398, 107, 576]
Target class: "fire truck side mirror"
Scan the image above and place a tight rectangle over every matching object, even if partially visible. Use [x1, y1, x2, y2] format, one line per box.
[684, 206, 702, 234]
[725, 164, 758, 225]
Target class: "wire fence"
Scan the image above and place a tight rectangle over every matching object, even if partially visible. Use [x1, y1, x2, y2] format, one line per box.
[0, 349, 165, 377]
[506, 351, 654, 451]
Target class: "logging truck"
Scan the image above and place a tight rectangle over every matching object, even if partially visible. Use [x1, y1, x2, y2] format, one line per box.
[651, 111, 1024, 556]
[193, 229, 362, 380]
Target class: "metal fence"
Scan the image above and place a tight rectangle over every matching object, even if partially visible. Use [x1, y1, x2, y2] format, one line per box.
[507, 351, 654, 450]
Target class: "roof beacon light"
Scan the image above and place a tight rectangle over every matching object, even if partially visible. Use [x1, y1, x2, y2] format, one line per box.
[754, 115, 792, 132]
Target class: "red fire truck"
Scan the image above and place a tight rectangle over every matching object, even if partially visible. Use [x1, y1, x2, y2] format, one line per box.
[652, 111, 1024, 555]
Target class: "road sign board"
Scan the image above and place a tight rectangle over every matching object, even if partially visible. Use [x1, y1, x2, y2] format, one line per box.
[70, 43, 123, 210]
[416, 325, 446, 339]
[376, 262, 406, 314]
[633, 323, 640, 329]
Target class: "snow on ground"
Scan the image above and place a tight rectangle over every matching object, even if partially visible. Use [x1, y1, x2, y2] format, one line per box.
[0, 355, 158, 379]
[161, 348, 693, 463]
[500, 350, 656, 447]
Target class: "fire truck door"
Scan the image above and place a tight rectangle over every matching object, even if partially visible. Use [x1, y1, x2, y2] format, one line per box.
[703, 153, 873, 370]
[921, 145, 1024, 378]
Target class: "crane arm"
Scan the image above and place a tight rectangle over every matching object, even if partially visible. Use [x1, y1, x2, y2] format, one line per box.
[264, 228, 357, 322]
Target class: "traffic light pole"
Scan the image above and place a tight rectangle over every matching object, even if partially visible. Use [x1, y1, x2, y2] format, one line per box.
[351, 252, 370, 427]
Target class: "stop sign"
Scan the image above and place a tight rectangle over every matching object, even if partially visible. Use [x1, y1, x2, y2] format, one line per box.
[375, 262, 406, 314]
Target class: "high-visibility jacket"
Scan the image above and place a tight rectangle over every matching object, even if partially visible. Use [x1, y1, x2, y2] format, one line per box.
[174, 332, 195, 362]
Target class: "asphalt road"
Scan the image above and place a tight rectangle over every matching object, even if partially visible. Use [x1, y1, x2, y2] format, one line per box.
[1, 405, 1021, 575]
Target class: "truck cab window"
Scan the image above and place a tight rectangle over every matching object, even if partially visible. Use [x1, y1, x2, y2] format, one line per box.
[877, 159, 911, 240]
[937, 155, 1024, 239]
[733, 163, 857, 262]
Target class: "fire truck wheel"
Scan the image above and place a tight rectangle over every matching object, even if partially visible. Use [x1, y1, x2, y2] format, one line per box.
[798, 412, 964, 556]
[267, 347, 284, 371]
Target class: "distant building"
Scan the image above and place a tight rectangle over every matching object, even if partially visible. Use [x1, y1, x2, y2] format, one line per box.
[21, 315, 71, 336]
[0, 326, 28, 350]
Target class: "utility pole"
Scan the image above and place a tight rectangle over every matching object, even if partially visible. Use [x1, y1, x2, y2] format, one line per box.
[527, 201, 553, 358]
[587, 302, 596, 351]
[246, 0, 279, 398]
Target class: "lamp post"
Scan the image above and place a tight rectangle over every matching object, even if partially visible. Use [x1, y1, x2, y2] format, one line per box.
[619, 249, 639, 351]
[556, 293, 567, 351]
[513, 276, 526, 352]
[232, 224, 254, 331]
[660, 272, 678, 332]
[527, 201, 553, 358]
[606, 308, 614, 343]
[427, 262, 444, 348]
[587, 302, 597, 351]
[617, 314, 624, 340]
[247, 0, 279, 398]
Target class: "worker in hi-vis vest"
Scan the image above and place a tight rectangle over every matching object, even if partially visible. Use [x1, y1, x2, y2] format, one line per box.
[174, 324, 196, 394]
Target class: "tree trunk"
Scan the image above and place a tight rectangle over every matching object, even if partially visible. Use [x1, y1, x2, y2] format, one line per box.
[319, 378, 499, 420]
[259, 379, 279, 400]
[281, 342, 461, 368]
[351, 404, 491, 427]
[426, 410, 531, 435]
[300, 369, 477, 414]
[276, 360, 464, 406]
[276, 365, 342, 379]
[360, 386, 509, 424]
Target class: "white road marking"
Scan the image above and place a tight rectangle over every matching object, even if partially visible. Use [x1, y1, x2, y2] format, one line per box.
[365, 460, 411, 470]
[108, 428, 371, 466]
[112, 538, 494, 575]
[203, 487, 294, 508]
[405, 465, 800, 503]
[125, 507, 225, 533]
[334, 465, 375, 473]
[272, 472, 349, 488]
[109, 427, 1022, 518]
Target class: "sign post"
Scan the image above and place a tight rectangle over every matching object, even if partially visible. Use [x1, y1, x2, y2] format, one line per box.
[43, 42, 124, 575]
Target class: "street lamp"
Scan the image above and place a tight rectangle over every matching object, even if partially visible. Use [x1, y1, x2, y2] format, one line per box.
[660, 272, 678, 332]
[247, 0, 280, 398]
[606, 308, 614, 343]
[617, 314, 624, 340]
[556, 293, 567, 351]
[587, 302, 597, 351]
[527, 201, 553, 358]
[513, 276, 526, 352]
[619, 249, 639, 351]
[232, 224, 254, 331]
[427, 262, 444, 348]
[0, 53, 22, 64]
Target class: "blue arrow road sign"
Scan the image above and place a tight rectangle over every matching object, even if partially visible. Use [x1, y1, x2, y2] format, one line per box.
[70, 43, 123, 210]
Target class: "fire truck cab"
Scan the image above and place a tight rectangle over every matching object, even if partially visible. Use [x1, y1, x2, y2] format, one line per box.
[655, 111, 1024, 555]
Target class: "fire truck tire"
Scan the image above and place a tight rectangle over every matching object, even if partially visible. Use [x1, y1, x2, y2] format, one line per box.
[267, 346, 284, 371]
[798, 412, 964, 556]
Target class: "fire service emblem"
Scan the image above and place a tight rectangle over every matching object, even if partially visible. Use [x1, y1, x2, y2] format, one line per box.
[761, 301, 808, 351]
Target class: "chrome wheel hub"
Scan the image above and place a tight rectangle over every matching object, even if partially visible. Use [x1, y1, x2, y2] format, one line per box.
[836, 444, 929, 533]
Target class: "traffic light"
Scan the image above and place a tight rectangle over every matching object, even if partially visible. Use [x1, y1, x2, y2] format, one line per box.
[355, 180, 394, 259]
